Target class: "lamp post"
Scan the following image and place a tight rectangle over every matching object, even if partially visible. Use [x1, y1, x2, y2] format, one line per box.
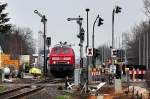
[111, 6, 121, 71]
[34, 10, 47, 76]
[112, 6, 121, 49]
[92, 15, 103, 67]
[85, 8, 90, 93]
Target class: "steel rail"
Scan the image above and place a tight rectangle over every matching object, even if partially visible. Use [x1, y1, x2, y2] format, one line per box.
[6, 86, 44, 99]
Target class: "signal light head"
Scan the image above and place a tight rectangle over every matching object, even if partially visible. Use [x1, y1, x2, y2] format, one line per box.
[115, 6, 122, 13]
[98, 17, 104, 26]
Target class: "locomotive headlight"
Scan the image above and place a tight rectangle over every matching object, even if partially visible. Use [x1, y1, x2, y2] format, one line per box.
[67, 61, 70, 64]
[53, 61, 56, 64]
[63, 57, 71, 60]
[52, 57, 59, 60]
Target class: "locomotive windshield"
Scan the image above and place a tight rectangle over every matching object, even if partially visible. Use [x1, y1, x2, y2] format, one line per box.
[51, 46, 72, 54]
[62, 48, 70, 54]
[53, 47, 61, 54]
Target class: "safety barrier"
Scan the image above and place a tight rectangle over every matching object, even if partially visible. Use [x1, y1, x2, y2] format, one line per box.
[129, 79, 146, 82]
[128, 69, 146, 82]
[89, 68, 109, 83]
[128, 70, 146, 74]
[88, 67, 146, 83]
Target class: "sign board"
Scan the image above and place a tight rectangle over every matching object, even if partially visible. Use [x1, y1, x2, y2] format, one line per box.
[110, 65, 116, 74]
[87, 47, 93, 56]
[111, 48, 117, 57]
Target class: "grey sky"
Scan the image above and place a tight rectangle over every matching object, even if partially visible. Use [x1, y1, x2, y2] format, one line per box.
[1, 0, 147, 58]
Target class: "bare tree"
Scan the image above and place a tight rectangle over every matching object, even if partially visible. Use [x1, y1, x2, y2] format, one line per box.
[8, 26, 35, 59]
[127, 20, 150, 65]
[144, 0, 150, 17]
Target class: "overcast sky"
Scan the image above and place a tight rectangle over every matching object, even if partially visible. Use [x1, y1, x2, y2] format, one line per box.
[1, 0, 147, 58]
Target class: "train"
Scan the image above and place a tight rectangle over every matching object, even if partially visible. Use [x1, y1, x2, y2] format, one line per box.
[49, 42, 75, 77]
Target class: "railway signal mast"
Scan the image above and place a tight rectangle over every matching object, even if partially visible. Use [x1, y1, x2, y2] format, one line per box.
[67, 16, 84, 68]
[34, 10, 48, 76]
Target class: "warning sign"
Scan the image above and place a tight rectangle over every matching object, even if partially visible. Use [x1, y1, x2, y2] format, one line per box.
[87, 47, 93, 56]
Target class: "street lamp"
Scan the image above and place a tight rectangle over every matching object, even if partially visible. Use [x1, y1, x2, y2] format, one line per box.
[34, 10, 47, 76]
[112, 6, 122, 49]
[92, 15, 104, 67]
[85, 8, 90, 93]
[111, 6, 121, 76]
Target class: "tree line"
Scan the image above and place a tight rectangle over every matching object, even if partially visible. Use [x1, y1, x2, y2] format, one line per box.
[0, 2, 34, 59]
[125, 0, 150, 65]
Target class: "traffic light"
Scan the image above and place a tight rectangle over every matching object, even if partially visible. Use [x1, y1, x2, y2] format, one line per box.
[93, 48, 100, 58]
[80, 58, 83, 68]
[97, 17, 104, 26]
[116, 64, 121, 79]
[46, 37, 51, 46]
[115, 6, 122, 13]
[93, 48, 100, 67]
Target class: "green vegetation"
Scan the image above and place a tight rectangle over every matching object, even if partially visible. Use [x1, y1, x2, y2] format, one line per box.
[56, 95, 72, 99]
[0, 86, 6, 92]
[56, 90, 88, 99]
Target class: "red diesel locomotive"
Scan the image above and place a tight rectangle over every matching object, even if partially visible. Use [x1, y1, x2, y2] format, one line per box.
[49, 42, 75, 77]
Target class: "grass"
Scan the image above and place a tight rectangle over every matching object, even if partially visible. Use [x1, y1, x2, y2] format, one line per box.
[57, 90, 88, 99]
[0, 86, 6, 93]
[56, 95, 72, 99]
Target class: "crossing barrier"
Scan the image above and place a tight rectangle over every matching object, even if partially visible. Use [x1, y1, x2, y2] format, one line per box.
[128, 70, 146, 74]
[128, 69, 146, 82]
[129, 79, 146, 82]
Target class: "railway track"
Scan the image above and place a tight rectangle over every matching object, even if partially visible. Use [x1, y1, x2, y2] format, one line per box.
[0, 78, 67, 99]
[35, 78, 65, 84]
[0, 85, 44, 99]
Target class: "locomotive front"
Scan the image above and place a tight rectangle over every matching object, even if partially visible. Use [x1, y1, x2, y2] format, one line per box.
[49, 44, 75, 77]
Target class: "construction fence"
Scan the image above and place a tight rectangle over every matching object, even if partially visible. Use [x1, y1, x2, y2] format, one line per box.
[87, 66, 146, 83]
